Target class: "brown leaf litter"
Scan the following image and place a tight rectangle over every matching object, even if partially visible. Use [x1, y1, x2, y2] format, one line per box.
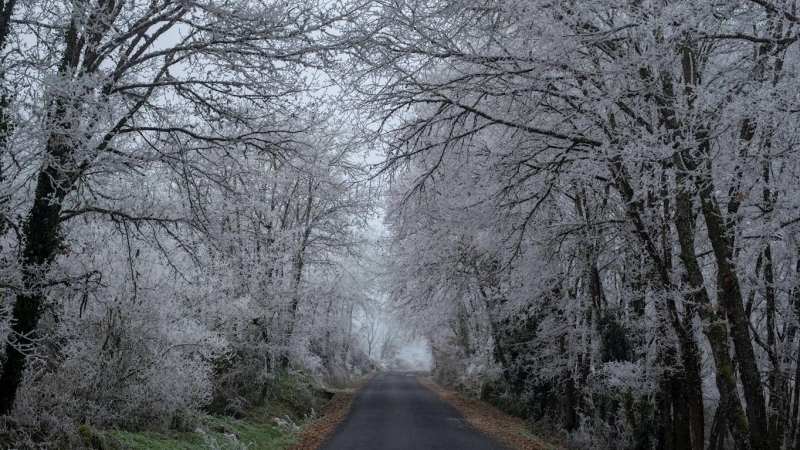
[416, 374, 564, 450]
[289, 373, 376, 450]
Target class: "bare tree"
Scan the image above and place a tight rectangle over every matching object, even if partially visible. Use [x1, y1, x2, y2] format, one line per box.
[0, 0, 367, 416]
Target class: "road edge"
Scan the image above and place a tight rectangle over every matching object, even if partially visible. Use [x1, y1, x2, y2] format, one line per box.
[416, 374, 564, 450]
[288, 372, 378, 450]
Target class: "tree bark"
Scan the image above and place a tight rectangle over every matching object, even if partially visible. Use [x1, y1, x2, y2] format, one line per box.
[693, 165, 770, 449]
[609, 158, 705, 450]
[709, 405, 728, 450]
[0, 11, 84, 414]
[0, 131, 79, 415]
[672, 170, 751, 449]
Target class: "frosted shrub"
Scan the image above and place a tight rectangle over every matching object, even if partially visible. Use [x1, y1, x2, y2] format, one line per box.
[199, 429, 248, 450]
[210, 320, 278, 416]
[273, 416, 300, 433]
[13, 284, 226, 434]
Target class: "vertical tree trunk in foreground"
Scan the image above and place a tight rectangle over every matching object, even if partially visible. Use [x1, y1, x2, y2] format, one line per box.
[0, 12, 82, 414]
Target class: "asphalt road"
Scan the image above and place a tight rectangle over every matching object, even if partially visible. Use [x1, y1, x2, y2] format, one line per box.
[318, 371, 510, 450]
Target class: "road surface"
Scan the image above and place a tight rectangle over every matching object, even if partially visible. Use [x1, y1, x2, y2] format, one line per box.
[319, 371, 510, 450]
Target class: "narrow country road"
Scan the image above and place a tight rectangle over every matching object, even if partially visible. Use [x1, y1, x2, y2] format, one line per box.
[319, 371, 510, 450]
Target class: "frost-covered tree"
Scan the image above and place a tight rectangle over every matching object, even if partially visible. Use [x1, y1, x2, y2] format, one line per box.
[0, 0, 378, 444]
[362, 0, 800, 448]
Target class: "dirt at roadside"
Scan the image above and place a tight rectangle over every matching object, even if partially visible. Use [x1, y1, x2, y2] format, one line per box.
[289, 372, 377, 450]
[416, 374, 564, 450]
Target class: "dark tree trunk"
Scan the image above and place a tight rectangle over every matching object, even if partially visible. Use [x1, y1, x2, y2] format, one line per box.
[0, 11, 84, 414]
[660, 375, 674, 450]
[672, 173, 751, 449]
[608, 158, 706, 449]
[280, 184, 314, 368]
[791, 257, 800, 448]
[709, 405, 728, 450]
[695, 172, 769, 450]
[564, 376, 577, 431]
[0, 0, 17, 53]
[0, 154, 75, 414]
[764, 243, 784, 450]
[661, 347, 692, 450]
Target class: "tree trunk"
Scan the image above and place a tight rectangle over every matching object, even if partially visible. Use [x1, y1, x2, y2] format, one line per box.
[661, 375, 675, 450]
[789, 254, 800, 448]
[280, 185, 314, 368]
[0, 0, 17, 53]
[0, 145, 77, 414]
[694, 168, 769, 449]
[564, 376, 578, 431]
[764, 243, 784, 450]
[0, 10, 88, 414]
[672, 172, 751, 449]
[609, 158, 707, 449]
[709, 405, 728, 450]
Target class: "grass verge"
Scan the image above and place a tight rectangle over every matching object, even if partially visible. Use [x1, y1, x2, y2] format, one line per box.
[416, 374, 563, 450]
[103, 411, 295, 450]
[88, 370, 369, 450]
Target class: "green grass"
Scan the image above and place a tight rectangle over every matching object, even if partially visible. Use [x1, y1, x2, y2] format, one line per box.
[95, 370, 334, 450]
[103, 411, 296, 450]
[100, 409, 298, 450]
